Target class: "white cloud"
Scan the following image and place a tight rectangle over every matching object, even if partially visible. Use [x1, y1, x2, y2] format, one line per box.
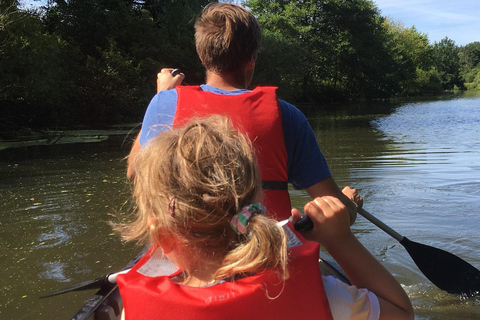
[373, 0, 480, 45]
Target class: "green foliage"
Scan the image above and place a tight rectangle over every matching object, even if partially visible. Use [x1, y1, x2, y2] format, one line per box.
[382, 19, 441, 95]
[0, 2, 79, 131]
[463, 65, 480, 90]
[0, 1, 18, 32]
[459, 42, 480, 88]
[75, 40, 150, 124]
[248, 0, 400, 101]
[1, 0, 210, 133]
[459, 42, 480, 73]
[432, 37, 462, 90]
[253, 30, 307, 101]
[411, 68, 443, 95]
[2, 0, 479, 133]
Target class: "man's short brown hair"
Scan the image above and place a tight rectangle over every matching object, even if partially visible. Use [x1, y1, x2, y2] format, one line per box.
[194, 3, 261, 73]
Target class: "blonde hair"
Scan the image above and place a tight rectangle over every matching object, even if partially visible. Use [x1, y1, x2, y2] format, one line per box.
[194, 3, 261, 72]
[117, 116, 288, 282]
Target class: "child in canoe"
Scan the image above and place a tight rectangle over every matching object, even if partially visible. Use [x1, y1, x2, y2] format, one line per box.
[115, 116, 413, 320]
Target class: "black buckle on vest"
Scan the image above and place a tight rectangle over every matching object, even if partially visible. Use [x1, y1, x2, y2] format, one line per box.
[262, 180, 288, 190]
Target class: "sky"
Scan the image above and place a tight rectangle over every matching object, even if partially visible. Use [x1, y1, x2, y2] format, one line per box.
[373, 0, 480, 46]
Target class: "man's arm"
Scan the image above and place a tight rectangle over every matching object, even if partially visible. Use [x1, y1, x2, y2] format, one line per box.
[127, 69, 185, 179]
[305, 177, 362, 225]
[278, 101, 362, 223]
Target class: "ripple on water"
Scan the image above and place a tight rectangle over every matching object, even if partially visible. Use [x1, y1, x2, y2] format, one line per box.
[408, 284, 480, 320]
[39, 261, 69, 282]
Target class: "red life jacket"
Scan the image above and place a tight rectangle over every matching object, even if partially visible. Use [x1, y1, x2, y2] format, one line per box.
[173, 85, 291, 220]
[117, 223, 333, 320]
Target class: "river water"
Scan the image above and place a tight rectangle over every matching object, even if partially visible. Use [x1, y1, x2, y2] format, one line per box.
[1, 92, 480, 319]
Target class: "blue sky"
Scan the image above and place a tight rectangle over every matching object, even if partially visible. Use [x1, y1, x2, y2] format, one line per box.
[373, 0, 480, 46]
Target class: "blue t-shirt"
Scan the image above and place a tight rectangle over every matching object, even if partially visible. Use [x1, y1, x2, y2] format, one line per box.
[139, 85, 331, 190]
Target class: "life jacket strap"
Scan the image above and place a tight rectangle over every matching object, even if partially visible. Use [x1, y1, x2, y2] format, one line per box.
[262, 180, 288, 190]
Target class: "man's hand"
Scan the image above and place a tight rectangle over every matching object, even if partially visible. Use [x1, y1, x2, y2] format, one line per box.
[157, 68, 185, 93]
[342, 186, 363, 210]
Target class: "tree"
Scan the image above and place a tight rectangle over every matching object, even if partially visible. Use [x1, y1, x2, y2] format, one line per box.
[1, 0, 79, 132]
[39, 0, 209, 125]
[459, 41, 480, 83]
[247, 0, 400, 101]
[382, 19, 441, 95]
[2, 0, 211, 132]
[432, 37, 462, 90]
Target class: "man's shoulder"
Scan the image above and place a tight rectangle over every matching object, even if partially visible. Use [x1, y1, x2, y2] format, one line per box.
[277, 98, 307, 122]
[277, 98, 296, 109]
[148, 89, 178, 108]
[156, 88, 178, 99]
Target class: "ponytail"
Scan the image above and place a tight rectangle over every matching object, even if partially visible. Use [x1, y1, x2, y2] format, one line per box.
[214, 215, 289, 282]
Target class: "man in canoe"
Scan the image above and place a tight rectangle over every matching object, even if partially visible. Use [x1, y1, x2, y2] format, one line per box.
[126, 2, 362, 221]
[116, 116, 414, 320]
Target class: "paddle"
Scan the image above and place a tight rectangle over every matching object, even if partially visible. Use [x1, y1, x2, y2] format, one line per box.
[39, 269, 130, 298]
[295, 208, 480, 296]
[40, 247, 148, 299]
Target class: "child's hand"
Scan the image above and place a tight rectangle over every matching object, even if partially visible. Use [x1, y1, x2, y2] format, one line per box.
[294, 196, 352, 246]
[290, 207, 303, 225]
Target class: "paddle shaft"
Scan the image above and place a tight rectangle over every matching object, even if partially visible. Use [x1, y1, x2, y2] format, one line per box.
[294, 209, 404, 243]
[108, 268, 130, 283]
[358, 209, 404, 242]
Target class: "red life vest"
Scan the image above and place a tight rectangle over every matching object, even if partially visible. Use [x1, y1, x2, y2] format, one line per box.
[173, 85, 291, 220]
[117, 223, 333, 320]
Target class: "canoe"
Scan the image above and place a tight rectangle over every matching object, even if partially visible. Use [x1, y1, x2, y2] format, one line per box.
[69, 253, 348, 320]
[70, 249, 148, 320]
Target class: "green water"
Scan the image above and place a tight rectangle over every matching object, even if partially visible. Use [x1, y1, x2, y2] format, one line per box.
[1, 92, 480, 319]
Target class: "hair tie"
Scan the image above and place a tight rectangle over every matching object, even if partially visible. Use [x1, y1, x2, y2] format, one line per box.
[230, 203, 266, 234]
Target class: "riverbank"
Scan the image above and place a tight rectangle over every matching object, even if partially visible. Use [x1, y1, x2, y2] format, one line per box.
[0, 124, 140, 151]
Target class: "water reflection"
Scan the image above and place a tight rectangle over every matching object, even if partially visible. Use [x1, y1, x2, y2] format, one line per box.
[39, 261, 69, 282]
[304, 93, 480, 319]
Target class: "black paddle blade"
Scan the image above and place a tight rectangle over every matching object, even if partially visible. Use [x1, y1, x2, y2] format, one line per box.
[400, 237, 480, 297]
[40, 276, 108, 298]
